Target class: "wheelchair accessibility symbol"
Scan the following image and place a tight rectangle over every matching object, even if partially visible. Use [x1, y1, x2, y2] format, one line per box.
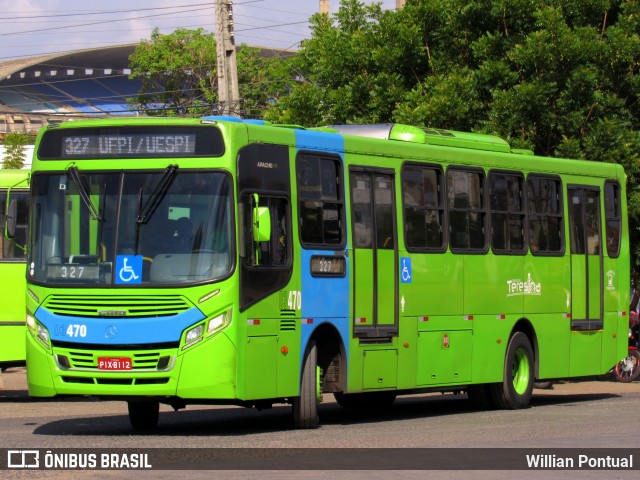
[400, 257, 412, 284]
[115, 255, 143, 285]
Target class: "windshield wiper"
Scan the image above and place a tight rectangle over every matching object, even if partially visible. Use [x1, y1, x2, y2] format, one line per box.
[67, 166, 102, 221]
[136, 164, 179, 224]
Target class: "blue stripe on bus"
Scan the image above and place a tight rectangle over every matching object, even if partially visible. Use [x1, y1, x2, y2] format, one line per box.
[35, 306, 206, 345]
[295, 129, 349, 363]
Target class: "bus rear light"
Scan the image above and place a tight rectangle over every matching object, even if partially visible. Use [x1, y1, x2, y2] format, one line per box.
[247, 319, 260, 325]
[356, 318, 366, 323]
[464, 315, 474, 321]
[303, 318, 313, 324]
[496, 314, 506, 320]
[419, 316, 429, 322]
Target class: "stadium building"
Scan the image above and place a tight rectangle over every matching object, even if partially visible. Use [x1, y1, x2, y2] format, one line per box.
[0, 45, 142, 135]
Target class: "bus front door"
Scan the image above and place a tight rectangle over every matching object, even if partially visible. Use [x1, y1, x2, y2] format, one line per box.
[350, 169, 398, 339]
[568, 186, 603, 375]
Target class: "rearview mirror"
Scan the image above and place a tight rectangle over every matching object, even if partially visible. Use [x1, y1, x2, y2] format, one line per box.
[252, 200, 271, 243]
[6, 199, 17, 239]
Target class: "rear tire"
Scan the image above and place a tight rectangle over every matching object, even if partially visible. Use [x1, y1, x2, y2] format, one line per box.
[292, 340, 320, 429]
[614, 349, 640, 383]
[491, 332, 534, 409]
[127, 400, 160, 430]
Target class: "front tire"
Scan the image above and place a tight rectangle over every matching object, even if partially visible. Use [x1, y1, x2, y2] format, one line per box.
[491, 332, 534, 409]
[614, 349, 640, 383]
[292, 340, 320, 429]
[127, 400, 160, 430]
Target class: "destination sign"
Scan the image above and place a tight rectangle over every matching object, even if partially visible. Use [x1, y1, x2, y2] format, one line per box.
[37, 126, 225, 160]
[62, 134, 197, 157]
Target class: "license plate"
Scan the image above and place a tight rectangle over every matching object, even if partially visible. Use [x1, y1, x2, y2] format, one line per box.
[97, 357, 132, 370]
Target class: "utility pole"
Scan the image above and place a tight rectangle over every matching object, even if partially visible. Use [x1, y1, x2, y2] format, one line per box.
[215, 0, 240, 116]
[320, 0, 329, 15]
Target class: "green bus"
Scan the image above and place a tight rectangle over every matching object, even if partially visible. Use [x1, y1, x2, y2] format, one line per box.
[0, 169, 29, 370]
[24, 117, 629, 429]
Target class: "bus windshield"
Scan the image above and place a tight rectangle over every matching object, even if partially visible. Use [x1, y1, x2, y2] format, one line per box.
[29, 169, 234, 286]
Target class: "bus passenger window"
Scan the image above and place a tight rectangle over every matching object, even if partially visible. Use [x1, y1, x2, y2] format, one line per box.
[447, 168, 487, 253]
[297, 154, 345, 248]
[604, 182, 621, 258]
[401, 165, 445, 251]
[527, 175, 564, 255]
[489, 171, 525, 255]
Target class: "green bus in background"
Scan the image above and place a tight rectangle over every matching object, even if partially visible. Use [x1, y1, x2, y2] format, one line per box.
[0, 169, 29, 370]
[24, 117, 629, 429]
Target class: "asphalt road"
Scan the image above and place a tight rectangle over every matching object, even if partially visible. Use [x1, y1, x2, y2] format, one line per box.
[1, 367, 639, 480]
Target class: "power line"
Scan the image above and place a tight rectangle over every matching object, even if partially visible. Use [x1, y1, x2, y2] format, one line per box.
[1, 6, 214, 36]
[0, 2, 215, 20]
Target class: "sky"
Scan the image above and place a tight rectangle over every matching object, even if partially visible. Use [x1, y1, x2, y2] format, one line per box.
[0, 0, 400, 62]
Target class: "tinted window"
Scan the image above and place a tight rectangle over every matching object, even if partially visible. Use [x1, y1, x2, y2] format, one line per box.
[402, 165, 445, 251]
[297, 154, 345, 247]
[447, 168, 486, 252]
[489, 172, 525, 254]
[527, 175, 564, 255]
[604, 181, 621, 258]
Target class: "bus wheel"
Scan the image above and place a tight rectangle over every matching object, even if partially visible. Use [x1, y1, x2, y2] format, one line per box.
[491, 332, 534, 409]
[333, 391, 396, 409]
[292, 340, 320, 429]
[127, 400, 160, 430]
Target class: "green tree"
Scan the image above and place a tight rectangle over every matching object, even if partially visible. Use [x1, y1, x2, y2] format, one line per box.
[267, 0, 640, 279]
[2, 132, 29, 169]
[128, 28, 294, 117]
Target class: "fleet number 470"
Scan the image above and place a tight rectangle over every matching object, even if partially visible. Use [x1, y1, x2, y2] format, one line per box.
[66, 324, 87, 337]
[287, 290, 302, 310]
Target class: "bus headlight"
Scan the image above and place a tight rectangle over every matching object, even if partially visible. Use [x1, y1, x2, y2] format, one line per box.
[207, 309, 231, 336]
[37, 324, 51, 347]
[183, 324, 204, 350]
[27, 313, 51, 349]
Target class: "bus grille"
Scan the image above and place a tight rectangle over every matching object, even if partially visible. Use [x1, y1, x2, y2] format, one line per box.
[42, 295, 191, 318]
[56, 349, 175, 371]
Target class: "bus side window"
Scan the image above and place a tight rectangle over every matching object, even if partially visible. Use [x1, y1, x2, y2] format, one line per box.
[527, 175, 564, 255]
[1, 191, 28, 260]
[604, 181, 621, 258]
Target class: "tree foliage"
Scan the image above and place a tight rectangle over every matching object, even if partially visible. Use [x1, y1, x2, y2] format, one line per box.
[2, 132, 29, 169]
[266, 0, 640, 280]
[128, 28, 294, 118]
